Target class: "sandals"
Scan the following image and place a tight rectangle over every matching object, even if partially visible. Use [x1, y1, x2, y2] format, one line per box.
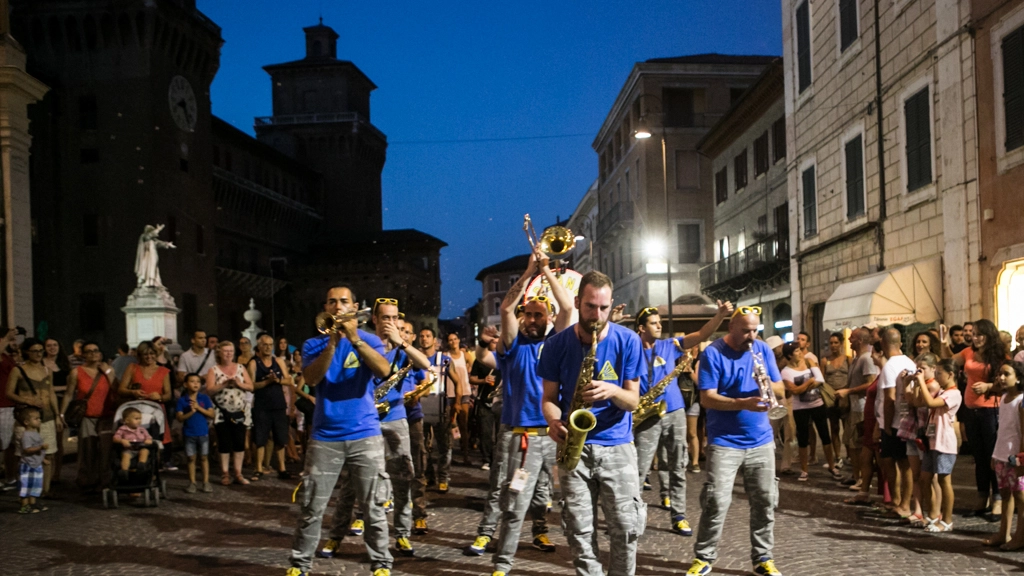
[251, 471, 263, 482]
[926, 520, 953, 533]
[221, 472, 232, 486]
[234, 473, 250, 485]
[798, 472, 809, 482]
[907, 513, 926, 527]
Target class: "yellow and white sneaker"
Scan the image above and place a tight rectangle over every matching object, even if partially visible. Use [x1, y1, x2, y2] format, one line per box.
[466, 534, 491, 555]
[662, 497, 672, 508]
[686, 558, 712, 575]
[285, 568, 307, 576]
[349, 518, 365, 536]
[532, 534, 556, 552]
[672, 515, 693, 536]
[395, 536, 415, 557]
[413, 518, 428, 534]
[318, 538, 340, 558]
[752, 557, 782, 575]
[372, 569, 391, 576]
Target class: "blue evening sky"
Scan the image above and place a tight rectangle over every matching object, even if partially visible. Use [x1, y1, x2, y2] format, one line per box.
[200, 0, 782, 318]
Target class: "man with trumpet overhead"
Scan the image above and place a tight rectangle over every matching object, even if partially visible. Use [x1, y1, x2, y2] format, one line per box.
[685, 307, 786, 576]
[540, 270, 645, 576]
[287, 286, 395, 576]
[464, 245, 573, 570]
[319, 298, 433, 560]
[632, 300, 734, 538]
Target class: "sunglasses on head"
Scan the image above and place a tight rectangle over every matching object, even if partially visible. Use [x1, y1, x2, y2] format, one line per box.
[731, 305, 762, 318]
[373, 297, 399, 314]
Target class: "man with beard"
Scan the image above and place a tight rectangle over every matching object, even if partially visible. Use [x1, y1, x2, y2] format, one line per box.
[685, 308, 786, 576]
[464, 248, 573, 566]
[540, 270, 644, 576]
[633, 301, 733, 537]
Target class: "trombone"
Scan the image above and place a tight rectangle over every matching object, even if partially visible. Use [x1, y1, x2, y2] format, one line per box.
[523, 214, 576, 270]
[315, 308, 372, 335]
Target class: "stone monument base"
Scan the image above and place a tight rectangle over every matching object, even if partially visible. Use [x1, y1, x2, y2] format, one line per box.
[122, 285, 180, 347]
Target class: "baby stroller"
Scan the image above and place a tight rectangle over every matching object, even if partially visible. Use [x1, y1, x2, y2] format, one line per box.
[102, 400, 168, 508]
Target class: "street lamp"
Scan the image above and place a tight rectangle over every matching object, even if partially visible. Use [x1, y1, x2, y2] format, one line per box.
[633, 95, 674, 335]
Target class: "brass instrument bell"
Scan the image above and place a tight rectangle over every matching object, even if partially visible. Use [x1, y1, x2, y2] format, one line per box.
[523, 214, 576, 258]
[315, 308, 372, 334]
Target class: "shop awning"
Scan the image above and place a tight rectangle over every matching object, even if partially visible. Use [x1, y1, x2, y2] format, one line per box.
[821, 257, 942, 331]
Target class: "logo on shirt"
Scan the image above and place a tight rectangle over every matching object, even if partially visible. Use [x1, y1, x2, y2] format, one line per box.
[596, 360, 619, 381]
[343, 351, 360, 369]
[653, 356, 667, 367]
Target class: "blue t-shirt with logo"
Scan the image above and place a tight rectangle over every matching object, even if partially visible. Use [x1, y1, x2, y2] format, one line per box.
[639, 338, 688, 415]
[497, 334, 548, 428]
[536, 322, 643, 446]
[380, 348, 412, 423]
[302, 330, 386, 442]
[176, 392, 213, 437]
[698, 338, 782, 450]
[405, 368, 427, 420]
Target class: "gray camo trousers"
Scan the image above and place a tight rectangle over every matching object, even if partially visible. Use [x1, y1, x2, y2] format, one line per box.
[477, 424, 551, 538]
[334, 419, 414, 538]
[560, 443, 647, 576]
[290, 435, 393, 572]
[493, 431, 558, 573]
[634, 408, 687, 518]
[693, 442, 778, 565]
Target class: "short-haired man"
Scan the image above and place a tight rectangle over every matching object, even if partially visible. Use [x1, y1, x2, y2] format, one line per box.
[949, 324, 967, 354]
[206, 334, 219, 350]
[177, 330, 215, 385]
[876, 327, 917, 521]
[112, 342, 137, 381]
[685, 308, 786, 576]
[402, 320, 431, 535]
[322, 299, 432, 559]
[248, 332, 293, 480]
[796, 331, 818, 364]
[466, 248, 573, 567]
[541, 270, 645, 576]
[839, 327, 879, 498]
[633, 300, 733, 537]
[287, 286, 396, 576]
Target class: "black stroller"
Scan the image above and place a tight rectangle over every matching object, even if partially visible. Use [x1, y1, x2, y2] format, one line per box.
[102, 400, 169, 508]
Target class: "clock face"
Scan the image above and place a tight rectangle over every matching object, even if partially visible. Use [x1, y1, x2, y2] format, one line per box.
[168, 75, 197, 132]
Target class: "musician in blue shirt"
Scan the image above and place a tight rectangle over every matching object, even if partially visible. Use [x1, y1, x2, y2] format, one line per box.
[540, 271, 645, 576]
[685, 307, 786, 576]
[287, 286, 394, 576]
[320, 299, 432, 561]
[632, 301, 732, 538]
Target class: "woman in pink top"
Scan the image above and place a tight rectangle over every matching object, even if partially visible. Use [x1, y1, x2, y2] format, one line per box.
[952, 319, 1009, 518]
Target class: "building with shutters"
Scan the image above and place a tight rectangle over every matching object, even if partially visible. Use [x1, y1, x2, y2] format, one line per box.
[781, 0, 980, 353]
[591, 54, 776, 331]
[973, 0, 1024, 335]
[697, 59, 793, 342]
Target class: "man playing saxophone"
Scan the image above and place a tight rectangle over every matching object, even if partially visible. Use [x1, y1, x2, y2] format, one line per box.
[632, 300, 733, 538]
[685, 307, 786, 576]
[540, 270, 644, 576]
[468, 246, 573, 574]
[320, 298, 433, 560]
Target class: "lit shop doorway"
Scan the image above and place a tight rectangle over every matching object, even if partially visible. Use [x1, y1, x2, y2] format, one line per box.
[996, 258, 1024, 334]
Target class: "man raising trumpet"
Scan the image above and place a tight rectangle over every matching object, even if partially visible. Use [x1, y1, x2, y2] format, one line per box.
[540, 270, 645, 576]
[287, 286, 395, 576]
[685, 306, 785, 576]
[468, 245, 574, 574]
[633, 300, 733, 537]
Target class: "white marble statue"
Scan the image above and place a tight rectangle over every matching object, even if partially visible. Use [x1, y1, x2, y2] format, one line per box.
[134, 224, 175, 288]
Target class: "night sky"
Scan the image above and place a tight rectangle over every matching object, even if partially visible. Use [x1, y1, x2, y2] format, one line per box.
[200, 0, 782, 318]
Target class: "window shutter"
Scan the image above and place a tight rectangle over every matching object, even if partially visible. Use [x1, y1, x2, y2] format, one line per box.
[904, 87, 932, 192]
[839, 0, 858, 51]
[845, 136, 865, 219]
[1004, 27, 1024, 152]
[796, 1, 812, 92]
[802, 166, 816, 237]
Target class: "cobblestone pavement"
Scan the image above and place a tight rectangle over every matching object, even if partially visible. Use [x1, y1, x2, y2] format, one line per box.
[1, 449, 1023, 576]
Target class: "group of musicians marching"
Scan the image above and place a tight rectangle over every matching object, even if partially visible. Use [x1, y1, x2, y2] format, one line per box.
[284, 245, 788, 576]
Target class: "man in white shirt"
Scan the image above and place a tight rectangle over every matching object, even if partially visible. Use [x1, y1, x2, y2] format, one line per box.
[176, 330, 216, 384]
[875, 327, 917, 519]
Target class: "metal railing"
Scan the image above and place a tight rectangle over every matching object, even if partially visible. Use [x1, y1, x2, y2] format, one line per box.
[596, 202, 634, 238]
[254, 112, 387, 142]
[699, 233, 789, 290]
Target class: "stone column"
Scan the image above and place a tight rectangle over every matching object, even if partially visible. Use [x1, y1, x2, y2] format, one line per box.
[0, 32, 48, 331]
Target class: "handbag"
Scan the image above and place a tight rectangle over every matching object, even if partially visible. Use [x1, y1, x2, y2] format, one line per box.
[65, 367, 103, 428]
[819, 381, 837, 409]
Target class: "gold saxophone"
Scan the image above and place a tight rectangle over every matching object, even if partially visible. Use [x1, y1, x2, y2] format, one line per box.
[633, 347, 696, 426]
[375, 364, 414, 418]
[404, 357, 448, 406]
[556, 328, 599, 472]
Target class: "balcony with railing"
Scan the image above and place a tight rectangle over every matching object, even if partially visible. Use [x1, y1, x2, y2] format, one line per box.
[699, 233, 790, 299]
[596, 202, 634, 239]
[254, 112, 387, 142]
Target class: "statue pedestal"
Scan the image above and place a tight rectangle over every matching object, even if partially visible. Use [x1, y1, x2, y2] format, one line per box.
[122, 286, 180, 347]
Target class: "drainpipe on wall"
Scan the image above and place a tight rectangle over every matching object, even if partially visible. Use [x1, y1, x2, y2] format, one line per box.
[874, 0, 887, 272]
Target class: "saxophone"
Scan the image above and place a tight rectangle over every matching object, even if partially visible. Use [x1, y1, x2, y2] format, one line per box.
[375, 363, 414, 418]
[404, 357, 448, 407]
[556, 328, 599, 472]
[633, 347, 696, 426]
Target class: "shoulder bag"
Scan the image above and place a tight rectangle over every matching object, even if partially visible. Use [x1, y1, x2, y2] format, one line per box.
[64, 367, 103, 428]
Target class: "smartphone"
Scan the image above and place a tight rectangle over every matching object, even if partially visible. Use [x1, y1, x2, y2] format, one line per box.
[939, 323, 948, 343]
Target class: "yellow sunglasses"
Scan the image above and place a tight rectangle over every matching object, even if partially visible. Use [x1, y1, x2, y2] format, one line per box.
[731, 305, 762, 318]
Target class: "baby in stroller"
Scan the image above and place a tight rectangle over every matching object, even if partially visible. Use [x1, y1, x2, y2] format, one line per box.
[113, 407, 154, 477]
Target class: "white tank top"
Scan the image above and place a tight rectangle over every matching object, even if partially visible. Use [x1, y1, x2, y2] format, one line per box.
[993, 393, 1023, 462]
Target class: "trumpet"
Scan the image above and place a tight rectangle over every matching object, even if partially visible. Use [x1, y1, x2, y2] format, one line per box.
[524, 214, 576, 258]
[751, 346, 787, 420]
[315, 307, 372, 335]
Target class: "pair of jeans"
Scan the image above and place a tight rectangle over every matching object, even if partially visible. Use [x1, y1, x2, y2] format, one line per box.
[408, 417, 429, 520]
[492, 432, 557, 573]
[635, 408, 688, 518]
[289, 435, 392, 572]
[693, 442, 778, 565]
[334, 419, 414, 538]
